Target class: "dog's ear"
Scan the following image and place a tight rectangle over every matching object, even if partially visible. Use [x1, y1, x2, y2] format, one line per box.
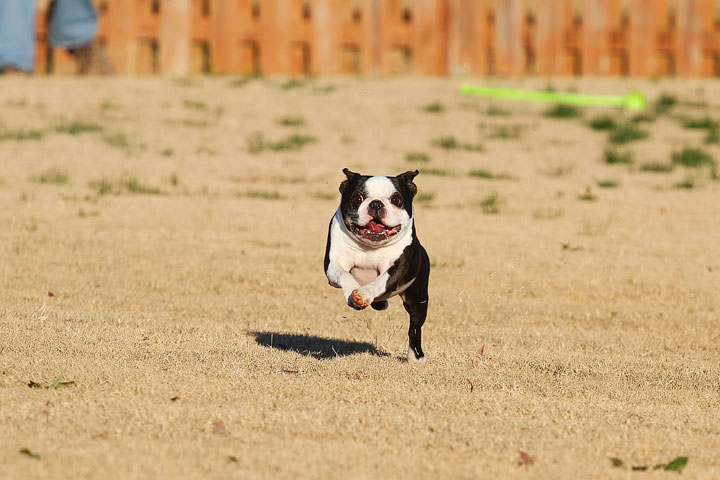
[396, 170, 419, 197]
[339, 168, 360, 194]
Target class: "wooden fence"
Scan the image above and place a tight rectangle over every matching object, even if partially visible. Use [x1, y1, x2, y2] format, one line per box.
[35, 0, 720, 76]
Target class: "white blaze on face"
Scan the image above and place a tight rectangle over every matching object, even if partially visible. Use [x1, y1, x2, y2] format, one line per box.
[360, 176, 410, 228]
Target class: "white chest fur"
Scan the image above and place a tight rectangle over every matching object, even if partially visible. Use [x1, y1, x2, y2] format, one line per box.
[328, 208, 413, 284]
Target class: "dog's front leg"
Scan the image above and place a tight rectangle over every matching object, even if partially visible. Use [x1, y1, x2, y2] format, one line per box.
[326, 262, 365, 309]
[348, 271, 391, 310]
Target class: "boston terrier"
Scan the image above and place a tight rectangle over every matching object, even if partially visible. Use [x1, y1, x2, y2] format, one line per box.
[323, 168, 430, 364]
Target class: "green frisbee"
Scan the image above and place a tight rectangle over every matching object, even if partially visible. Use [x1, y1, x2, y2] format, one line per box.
[460, 84, 647, 110]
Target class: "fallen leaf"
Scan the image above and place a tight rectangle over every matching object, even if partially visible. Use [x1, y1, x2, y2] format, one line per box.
[48, 291, 54, 297]
[19, 448, 41, 460]
[170, 396, 180, 402]
[632, 465, 649, 471]
[518, 451, 534, 467]
[610, 457, 625, 468]
[228, 456, 239, 463]
[477, 345, 485, 355]
[465, 378, 474, 393]
[212, 421, 226, 434]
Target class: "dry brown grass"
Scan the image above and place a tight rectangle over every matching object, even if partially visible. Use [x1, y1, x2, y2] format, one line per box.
[1, 76, 719, 479]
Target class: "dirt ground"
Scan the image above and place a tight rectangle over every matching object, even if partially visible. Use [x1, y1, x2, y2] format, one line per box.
[1, 75, 719, 479]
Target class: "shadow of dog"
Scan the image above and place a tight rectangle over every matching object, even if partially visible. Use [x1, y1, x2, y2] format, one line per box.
[251, 331, 389, 360]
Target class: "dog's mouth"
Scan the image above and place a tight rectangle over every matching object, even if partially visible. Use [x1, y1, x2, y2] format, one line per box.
[354, 219, 400, 241]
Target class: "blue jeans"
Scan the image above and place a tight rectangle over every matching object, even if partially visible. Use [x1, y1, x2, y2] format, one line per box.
[0, 0, 98, 72]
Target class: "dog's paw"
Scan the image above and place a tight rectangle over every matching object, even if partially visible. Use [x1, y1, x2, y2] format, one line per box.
[348, 288, 371, 310]
[371, 300, 388, 311]
[407, 347, 427, 365]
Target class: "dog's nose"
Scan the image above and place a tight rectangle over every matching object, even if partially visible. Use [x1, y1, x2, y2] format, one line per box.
[368, 200, 384, 216]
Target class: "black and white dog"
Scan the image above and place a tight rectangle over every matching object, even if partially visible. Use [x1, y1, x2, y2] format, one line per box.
[323, 169, 430, 364]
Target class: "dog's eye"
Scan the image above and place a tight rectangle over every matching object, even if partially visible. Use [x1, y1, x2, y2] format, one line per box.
[390, 194, 403, 208]
[351, 193, 363, 207]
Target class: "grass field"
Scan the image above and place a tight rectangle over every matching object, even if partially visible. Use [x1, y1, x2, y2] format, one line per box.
[1, 75, 719, 479]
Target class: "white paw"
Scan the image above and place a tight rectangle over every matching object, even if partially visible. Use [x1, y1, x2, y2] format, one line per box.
[349, 287, 373, 309]
[407, 348, 427, 365]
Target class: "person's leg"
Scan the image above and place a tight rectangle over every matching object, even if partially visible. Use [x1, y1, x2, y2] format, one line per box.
[0, 0, 36, 72]
[48, 0, 98, 49]
[49, 0, 112, 74]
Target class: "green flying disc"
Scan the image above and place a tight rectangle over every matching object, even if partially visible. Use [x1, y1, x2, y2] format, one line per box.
[460, 84, 647, 110]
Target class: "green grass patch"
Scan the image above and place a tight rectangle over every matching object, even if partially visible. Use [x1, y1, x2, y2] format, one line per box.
[228, 75, 259, 88]
[682, 116, 718, 130]
[608, 123, 649, 144]
[405, 152, 430, 163]
[578, 216, 612, 236]
[313, 84, 337, 94]
[172, 118, 211, 128]
[639, 162, 674, 173]
[433, 136, 459, 149]
[19, 448, 41, 460]
[671, 147, 715, 168]
[173, 77, 200, 87]
[478, 192, 502, 214]
[30, 167, 70, 185]
[0, 128, 44, 141]
[539, 162, 574, 177]
[604, 147, 633, 165]
[468, 169, 515, 180]
[103, 132, 131, 149]
[277, 116, 305, 127]
[89, 175, 165, 195]
[488, 125, 523, 140]
[704, 128, 719, 144]
[248, 133, 317, 153]
[654, 93, 677, 114]
[183, 99, 209, 111]
[588, 115, 617, 131]
[675, 177, 696, 189]
[280, 78, 306, 90]
[544, 104, 581, 119]
[420, 168, 452, 176]
[596, 178, 619, 188]
[422, 102, 446, 113]
[55, 121, 103, 135]
[122, 176, 165, 195]
[578, 186, 597, 201]
[311, 191, 336, 201]
[78, 208, 100, 218]
[630, 112, 656, 123]
[238, 189, 286, 200]
[431, 136, 483, 152]
[88, 178, 114, 195]
[486, 105, 511, 117]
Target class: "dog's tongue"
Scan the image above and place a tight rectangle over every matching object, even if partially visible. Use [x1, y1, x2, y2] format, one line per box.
[368, 220, 386, 234]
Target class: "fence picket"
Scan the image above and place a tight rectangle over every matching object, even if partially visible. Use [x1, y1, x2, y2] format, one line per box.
[29, 0, 720, 77]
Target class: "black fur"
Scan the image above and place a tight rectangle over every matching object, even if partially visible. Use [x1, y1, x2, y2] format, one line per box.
[324, 169, 430, 362]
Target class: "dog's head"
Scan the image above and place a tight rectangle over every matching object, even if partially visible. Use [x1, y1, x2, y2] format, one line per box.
[338, 168, 419, 247]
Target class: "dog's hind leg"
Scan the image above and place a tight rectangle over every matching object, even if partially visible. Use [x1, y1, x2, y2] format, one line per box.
[400, 249, 430, 364]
